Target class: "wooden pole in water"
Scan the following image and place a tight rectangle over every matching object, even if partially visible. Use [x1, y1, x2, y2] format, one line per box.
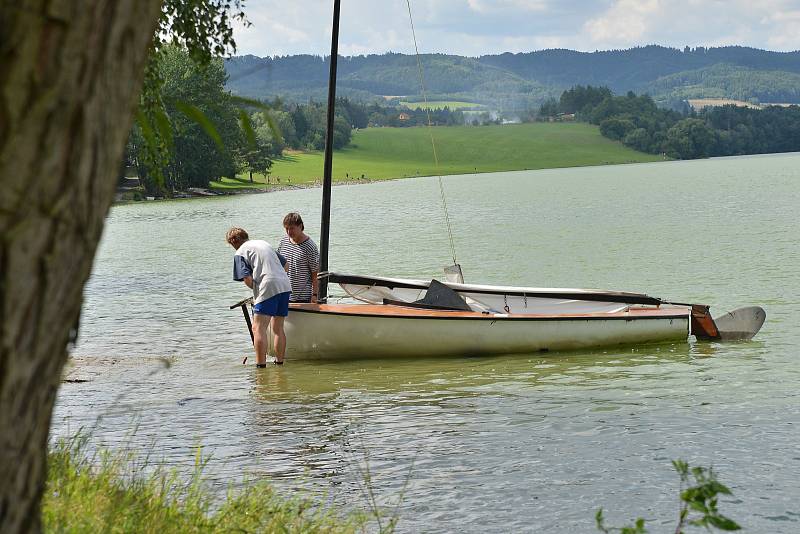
[318, 0, 341, 303]
[229, 297, 255, 345]
[240, 304, 254, 344]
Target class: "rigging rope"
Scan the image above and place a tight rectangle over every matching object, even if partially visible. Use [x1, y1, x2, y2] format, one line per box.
[405, 0, 459, 267]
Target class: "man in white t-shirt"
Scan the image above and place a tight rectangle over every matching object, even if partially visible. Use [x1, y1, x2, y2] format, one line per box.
[226, 227, 292, 367]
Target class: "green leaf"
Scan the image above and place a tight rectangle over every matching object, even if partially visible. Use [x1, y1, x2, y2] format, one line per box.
[238, 109, 257, 148]
[153, 107, 174, 149]
[229, 94, 271, 111]
[672, 459, 689, 478]
[136, 109, 158, 151]
[707, 515, 741, 531]
[594, 508, 611, 534]
[688, 501, 708, 513]
[175, 102, 224, 151]
[259, 109, 283, 145]
[134, 109, 166, 188]
[229, 95, 283, 143]
[708, 481, 733, 495]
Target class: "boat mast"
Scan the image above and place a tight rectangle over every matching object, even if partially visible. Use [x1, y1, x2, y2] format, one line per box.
[318, 0, 341, 303]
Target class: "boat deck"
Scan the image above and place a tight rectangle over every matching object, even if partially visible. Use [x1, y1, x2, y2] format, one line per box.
[290, 303, 690, 321]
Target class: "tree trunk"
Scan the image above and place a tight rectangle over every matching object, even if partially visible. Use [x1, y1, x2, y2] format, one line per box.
[0, 1, 161, 532]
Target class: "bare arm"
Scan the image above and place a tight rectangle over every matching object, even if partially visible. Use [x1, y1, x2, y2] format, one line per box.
[311, 271, 319, 303]
[243, 275, 254, 289]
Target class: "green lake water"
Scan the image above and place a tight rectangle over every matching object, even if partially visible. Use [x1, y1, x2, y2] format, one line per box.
[55, 153, 800, 532]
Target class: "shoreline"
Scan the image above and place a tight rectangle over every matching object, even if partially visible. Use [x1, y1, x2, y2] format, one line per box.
[116, 149, 800, 204]
[113, 159, 662, 205]
[114, 176, 393, 204]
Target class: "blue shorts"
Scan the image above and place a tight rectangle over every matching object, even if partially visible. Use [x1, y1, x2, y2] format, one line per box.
[253, 292, 290, 316]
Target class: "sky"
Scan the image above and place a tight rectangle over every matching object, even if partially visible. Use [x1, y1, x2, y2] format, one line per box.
[231, 0, 800, 58]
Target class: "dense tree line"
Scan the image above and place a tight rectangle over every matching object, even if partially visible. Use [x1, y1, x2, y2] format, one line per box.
[126, 49, 364, 194]
[541, 85, 800, 159]
[125, 48, 472, 194]
[126, 46, 251, 194]
[225, 46, 800, 114]
[260, 98, 361, 152]
[642, 63, 800, 105]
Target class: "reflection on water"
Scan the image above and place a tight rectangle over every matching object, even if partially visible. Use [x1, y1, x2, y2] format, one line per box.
[55, 154, 800, 533]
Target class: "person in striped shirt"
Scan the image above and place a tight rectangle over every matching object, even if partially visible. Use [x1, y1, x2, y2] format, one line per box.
[278, 212, 320, 303]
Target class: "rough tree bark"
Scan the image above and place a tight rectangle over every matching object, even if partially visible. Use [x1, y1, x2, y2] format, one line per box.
[0, 1, 161, 531]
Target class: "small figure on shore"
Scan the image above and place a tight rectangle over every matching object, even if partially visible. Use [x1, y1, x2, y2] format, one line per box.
[226, 227, 292, 366]
[278, 212, 320, 304]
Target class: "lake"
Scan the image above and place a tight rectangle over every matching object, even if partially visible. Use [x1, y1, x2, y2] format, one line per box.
[55, 153, 800, 532]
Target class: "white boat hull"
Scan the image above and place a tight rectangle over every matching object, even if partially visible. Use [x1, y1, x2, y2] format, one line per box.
[284, 304, 690, 359]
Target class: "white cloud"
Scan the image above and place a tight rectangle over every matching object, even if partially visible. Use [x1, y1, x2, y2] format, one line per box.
[230, 0, 800, 57]
[467, 0, 549, 13]
[761, 7, 800, 49]
[584, 0, 662, 47]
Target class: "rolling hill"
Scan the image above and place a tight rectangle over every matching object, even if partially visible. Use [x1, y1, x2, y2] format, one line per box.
[225, 46, 800, 112]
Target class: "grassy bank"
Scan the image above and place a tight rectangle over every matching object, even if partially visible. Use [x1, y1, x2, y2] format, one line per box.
[210, 122, 663, 191]
[42, 436, 384, 533]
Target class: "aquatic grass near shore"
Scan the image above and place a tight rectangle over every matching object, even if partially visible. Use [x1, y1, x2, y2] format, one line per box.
[42, 434, 385, 533]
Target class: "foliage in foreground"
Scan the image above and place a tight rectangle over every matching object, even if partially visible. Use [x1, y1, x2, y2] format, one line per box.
[596, 460, 741, 533]
[42, 435, 385, 534]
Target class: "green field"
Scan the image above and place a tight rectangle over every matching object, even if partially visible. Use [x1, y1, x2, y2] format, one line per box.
[399, 100, 484, 110]
[212, 123, 663, 190]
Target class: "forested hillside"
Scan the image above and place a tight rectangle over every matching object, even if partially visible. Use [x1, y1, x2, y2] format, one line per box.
[640, 63, 800, 104]
[225, 46, 800, 112]
[540, 85, 800, 160]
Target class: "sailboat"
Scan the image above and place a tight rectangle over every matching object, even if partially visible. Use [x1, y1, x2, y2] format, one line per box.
[234, 0, 766, 359]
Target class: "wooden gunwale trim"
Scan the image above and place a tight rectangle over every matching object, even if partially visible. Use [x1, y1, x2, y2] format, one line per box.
[290, 303, 690, 321]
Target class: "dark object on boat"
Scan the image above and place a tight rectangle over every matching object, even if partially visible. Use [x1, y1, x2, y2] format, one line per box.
[416, 279, 472, 311]
[383, 280, 473, 311]
[383, 279, 472, 311]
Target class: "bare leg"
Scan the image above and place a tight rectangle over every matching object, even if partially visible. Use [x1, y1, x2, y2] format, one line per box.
[267, 319, 274, 360]
[270, 316, 286, 363]
[253, 314, 270, 366]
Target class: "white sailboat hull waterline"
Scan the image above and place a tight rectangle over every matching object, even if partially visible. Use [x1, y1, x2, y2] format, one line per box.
[272, 272, 704, 359]
[283, 303, 690, 359]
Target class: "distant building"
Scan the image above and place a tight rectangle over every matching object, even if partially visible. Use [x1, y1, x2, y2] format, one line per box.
[398, 112, 411, 121]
